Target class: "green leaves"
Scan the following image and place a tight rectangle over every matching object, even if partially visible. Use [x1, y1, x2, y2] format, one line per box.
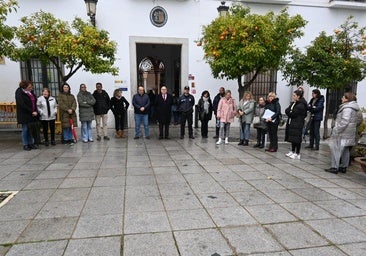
[0, 0, 18, 56]
[200, 3, 307, 88]
[11, 11, 118, 82]
[282, 16, 366, 90]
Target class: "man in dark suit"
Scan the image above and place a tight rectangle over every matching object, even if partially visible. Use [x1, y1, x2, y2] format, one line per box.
[155, 86, 173, 139]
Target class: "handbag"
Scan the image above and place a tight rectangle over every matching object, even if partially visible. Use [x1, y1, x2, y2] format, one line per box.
[253, 116, 260, 125]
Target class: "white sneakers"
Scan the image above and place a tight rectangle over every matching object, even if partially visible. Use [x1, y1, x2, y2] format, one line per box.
[286, 151, 294, 157]
[290, 153, 301, 159]
[216, 137, 229, 145]
[286, 151, 301, 159]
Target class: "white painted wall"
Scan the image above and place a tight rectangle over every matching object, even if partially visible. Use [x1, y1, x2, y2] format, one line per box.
[1, 0, 365, 128]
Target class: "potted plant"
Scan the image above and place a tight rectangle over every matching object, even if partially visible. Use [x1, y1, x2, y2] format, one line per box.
[352, 108, 366, 173]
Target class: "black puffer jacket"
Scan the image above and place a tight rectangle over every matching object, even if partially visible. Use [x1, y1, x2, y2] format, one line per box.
[285, 100, 307, 144]
[93, 90, 110, 115]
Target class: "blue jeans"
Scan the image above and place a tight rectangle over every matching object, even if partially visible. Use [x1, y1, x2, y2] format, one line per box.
[81, 121, 93, 141]
[63, 127, 73, 141]
[21, 124, 33, 146]
[240, 123, 251, 140]
[134, 114, 149, 137]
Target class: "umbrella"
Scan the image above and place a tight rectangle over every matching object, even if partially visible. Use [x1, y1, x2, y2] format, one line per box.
[28, 118, 41, 146]
[69, 115, 78, 142]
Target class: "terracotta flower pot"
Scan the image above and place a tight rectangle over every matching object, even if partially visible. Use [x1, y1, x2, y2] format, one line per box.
[354, 157, 366, 174]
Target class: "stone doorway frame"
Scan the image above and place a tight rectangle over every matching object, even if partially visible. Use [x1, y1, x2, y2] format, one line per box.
[129, 36, 189, 97]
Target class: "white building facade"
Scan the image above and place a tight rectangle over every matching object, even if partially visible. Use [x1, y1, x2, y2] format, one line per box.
[1, 0, 366, 127]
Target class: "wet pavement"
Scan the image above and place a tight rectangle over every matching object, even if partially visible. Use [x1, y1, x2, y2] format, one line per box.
[0, 126, 366, 256]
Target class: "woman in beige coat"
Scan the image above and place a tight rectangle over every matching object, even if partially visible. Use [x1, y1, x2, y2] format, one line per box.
[216, 90, 237, 145]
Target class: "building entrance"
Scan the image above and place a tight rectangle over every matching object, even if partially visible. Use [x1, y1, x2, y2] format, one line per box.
[136, 43, 181, 96]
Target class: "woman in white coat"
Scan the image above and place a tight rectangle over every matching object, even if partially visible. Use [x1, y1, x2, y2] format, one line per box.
[325, 92, 362, 174]
[37, 88, 58, 146]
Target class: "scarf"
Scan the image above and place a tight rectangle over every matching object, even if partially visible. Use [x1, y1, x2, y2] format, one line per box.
[45, 96, 51, 117]
[24, 89, 36, 112]
[203, 97, 209, 114]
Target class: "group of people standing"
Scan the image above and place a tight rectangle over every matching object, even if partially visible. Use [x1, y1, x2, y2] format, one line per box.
[132, 85, 196, 140]
[16, 79, 363, 175]
[16, 80, 129, 150]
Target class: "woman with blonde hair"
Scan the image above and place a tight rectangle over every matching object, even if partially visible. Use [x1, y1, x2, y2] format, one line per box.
[110, 88, 130, 138]
[238, 91, 255, 146]
[216, 90, 237, 145]
[264, 92, 281, 152]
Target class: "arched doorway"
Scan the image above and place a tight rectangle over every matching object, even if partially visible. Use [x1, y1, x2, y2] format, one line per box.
[138, 56, 165, 94]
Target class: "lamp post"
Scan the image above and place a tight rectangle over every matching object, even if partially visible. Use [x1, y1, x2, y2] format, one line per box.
[84, 0, 98, 27]
[217, 1, 229, 17]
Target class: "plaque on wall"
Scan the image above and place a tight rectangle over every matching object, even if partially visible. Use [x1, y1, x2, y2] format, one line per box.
[150, 6, 168, 27]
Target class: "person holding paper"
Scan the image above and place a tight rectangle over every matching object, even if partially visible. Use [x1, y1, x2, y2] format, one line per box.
[264, 92, 281, 152]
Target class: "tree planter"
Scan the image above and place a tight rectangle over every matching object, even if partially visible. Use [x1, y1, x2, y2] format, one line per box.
[354, 157, 366, 174]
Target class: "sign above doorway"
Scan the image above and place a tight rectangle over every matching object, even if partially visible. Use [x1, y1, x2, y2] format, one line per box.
[150, 6, 168, 27]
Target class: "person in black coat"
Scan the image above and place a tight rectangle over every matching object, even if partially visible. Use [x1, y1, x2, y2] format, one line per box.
[93, 82, 111, 141]
[155, 86, 173, 139]
[305, 89, 325, 150]
[178, 86, 195, 139]
[110, 88, 130, 138]
[15, 80, 39, 150]
[264, 92, 281, 152]
[197, 90, 213, 138]
[285, 90, 308, 159]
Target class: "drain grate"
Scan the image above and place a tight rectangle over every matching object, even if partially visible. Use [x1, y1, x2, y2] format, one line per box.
[0, 191, 18, 208]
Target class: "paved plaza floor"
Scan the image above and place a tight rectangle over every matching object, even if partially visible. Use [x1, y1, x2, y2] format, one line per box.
[0, 126, 366, 256]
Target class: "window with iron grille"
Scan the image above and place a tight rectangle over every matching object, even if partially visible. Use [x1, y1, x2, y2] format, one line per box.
[243, 69, 277, 101]
[328, 82, 357, 117]
[20, 59, 63, 98]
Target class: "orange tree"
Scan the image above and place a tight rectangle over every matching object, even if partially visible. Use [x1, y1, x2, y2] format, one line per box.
[10, 11, 118, 85]
[199, 4, 307, 96]
[281, 16, 366, 138]
[0, 0, 17, 56]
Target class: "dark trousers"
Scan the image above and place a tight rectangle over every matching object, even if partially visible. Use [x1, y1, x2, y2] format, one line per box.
[201, 117, 209, 137]
[114, 113, 125, 131]
[41, 120, 55, 142]
[267, 122, 279, 150]
[309, 120, 321, 146]
[159, 122, 170, 138]
[256, 128, 266, 145]
[215, 116, 219, 137]
[291, 142, 301, 154]
[180, 112, 193, 137]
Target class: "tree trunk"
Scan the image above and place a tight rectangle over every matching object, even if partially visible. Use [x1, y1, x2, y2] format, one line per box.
[323, 88, 330, 139]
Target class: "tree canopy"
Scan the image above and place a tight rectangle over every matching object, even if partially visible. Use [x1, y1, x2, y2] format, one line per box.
[0, 0, 17, 56]
[10, 11, 118, 82]
[199, 4, 307, 94]
[281, 16, 366, 90]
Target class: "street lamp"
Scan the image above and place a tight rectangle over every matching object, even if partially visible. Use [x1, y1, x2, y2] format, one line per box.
[217, 1, 229, 17]
[84, 0, 98, 27]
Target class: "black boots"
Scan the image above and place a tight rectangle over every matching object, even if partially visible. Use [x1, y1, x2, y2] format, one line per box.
[238, 140, 249, 146]
[238, 140, 244, 145]
[325, 167, 347, 174]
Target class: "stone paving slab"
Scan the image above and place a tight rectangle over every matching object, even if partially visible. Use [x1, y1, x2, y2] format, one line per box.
[0, 127, 366, 255]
